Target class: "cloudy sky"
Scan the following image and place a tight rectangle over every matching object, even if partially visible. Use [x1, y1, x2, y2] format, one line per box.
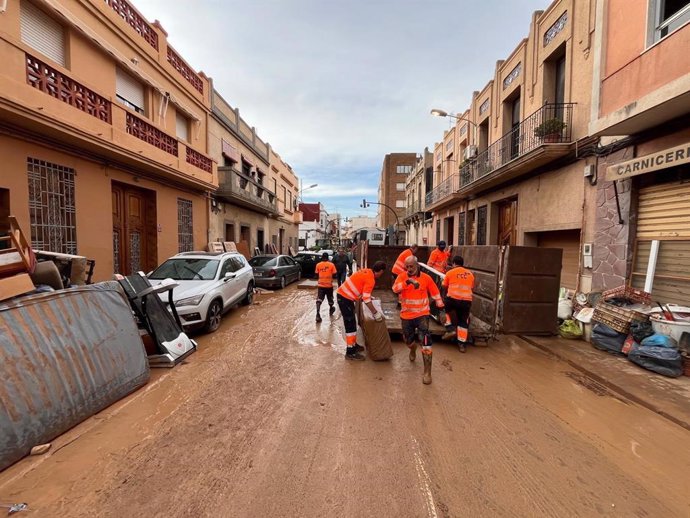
[134, 0, 549, 218]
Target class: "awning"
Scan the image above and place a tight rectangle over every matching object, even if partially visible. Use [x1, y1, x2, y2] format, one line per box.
[241, 154, 254, 167]
[221, 140, 240, 162]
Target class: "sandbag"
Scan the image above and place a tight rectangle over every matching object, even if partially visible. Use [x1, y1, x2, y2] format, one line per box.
[591, 322, 626, 355]
[356, 300, 393, 361]
[640, 333, 677, 349]
[628, 344, 684, 378]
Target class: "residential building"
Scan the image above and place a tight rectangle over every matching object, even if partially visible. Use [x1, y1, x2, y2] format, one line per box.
[588, 0, 690, 304]
[269, 148, 301, 254]
[298, 202, 328, 249]
[344, 215, 378, 240]
[377, 152, 416, 245]
[402, 148, 434, 246]
[0, 0, 215, 280]
[427, 0, 598, 290]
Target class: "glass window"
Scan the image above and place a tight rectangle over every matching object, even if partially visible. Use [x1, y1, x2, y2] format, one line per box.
[149, 258, 219, 280]
[653, 0, 690, 41]
[396, 183, 405, 191]
[249, 256, 277, 267]
[176, 112, 189, 142]
[395, 200, 405, 208]
[396, 165, 412, 174]
[116, 68, 145, 114]
[20, 1, 65, 67]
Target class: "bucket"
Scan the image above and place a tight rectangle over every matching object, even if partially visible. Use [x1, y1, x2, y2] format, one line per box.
[650, 316, 690, 343]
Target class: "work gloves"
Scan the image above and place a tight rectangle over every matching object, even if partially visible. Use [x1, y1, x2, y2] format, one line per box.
[373, 312, 384, 322]
[405, 279, 420, 289]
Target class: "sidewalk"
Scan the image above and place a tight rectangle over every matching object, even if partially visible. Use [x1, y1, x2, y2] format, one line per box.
[519, 335, 690, 431]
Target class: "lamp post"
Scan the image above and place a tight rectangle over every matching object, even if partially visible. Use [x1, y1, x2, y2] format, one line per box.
[361, 199, 400, 245]
[430, 108, 478, 143]
[298, 181, 318, 202]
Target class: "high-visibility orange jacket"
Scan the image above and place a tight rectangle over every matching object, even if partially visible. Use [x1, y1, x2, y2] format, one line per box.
[443, 266, 475, 301]
[337, 268, 375, 303]
[392, 248, 414, 275]
[315, 261, 337, 288]
[392, 271, 443, 320]
[427, 248, 450, 273]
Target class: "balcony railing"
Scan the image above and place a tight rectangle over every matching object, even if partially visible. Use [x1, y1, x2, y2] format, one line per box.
[404, 200, 426, 219]
[460, 103, 574, 187]
[26, 54, 111, 123]
[186, 147, 212, 173]
[126, 112, 178, 156]
[217, 167, 277, 214]
[167, 47, 203, 95]
[425, 174, 460, 206]
[105, 0, 159, 50]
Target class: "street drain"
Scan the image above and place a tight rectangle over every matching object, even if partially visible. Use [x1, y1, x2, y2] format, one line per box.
[564, 371, 611, 397]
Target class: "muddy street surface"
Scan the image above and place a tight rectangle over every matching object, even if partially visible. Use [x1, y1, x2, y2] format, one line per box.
[1, 286, 689, 517]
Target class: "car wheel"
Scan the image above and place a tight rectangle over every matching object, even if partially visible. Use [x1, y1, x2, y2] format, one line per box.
[242, 281, 254, 306]
[297, 271, 302, 281]
[204, 299, 223, 333]
[280, 275, 286, 289]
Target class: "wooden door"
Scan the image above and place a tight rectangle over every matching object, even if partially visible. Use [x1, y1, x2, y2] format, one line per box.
[112, 183, 156, 275]
[498, 199, 518, 246]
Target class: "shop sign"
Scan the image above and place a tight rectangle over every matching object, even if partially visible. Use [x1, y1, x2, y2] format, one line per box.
[606, 141, 690, 180]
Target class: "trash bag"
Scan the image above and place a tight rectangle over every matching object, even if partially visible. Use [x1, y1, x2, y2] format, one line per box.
[356, 301, 393, 361]
[559, 319, 582, 339]
[640, 333, 678, 349]
[630, 320, 654, 344]
[628, 344, 684, 378]
[591, 323, 627, 355]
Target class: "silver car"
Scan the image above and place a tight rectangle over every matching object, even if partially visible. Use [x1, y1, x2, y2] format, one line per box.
[250, 254, 301, 289]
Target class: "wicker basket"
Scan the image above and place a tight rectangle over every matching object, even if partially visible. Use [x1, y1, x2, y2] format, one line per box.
[601, 285, 652, 305]
[592, 301, 649, 334]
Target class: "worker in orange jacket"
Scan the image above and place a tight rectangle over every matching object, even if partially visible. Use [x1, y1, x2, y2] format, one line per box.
[336, 261, 387, 361]
[314, 252, 337, 323]
[442, 255, 475, 353]
[427, 240, 450, 273]
[392, 244, 418, 307]
[392, 255, 444, 384]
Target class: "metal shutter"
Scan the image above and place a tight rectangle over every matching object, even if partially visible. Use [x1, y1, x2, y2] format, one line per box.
[20, 0, 65, 67]
[536, 229, 580, 291]
[116, 68, 145, 112]
[176, 112, 188, 142]
[631, 181, 690, 305]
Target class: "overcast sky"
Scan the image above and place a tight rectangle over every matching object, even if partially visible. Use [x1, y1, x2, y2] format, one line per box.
[134, 0, 549, 219]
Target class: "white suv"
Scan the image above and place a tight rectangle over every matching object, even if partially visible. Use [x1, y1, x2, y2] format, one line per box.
[148, 252, 254, 333]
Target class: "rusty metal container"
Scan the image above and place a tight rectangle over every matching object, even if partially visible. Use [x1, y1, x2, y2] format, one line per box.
[0, 281, 149, 471]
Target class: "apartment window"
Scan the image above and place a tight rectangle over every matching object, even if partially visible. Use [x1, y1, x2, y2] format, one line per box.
[396, 182, 405, 191]
[396, 165, 412, 174]
[650, 0, 690, 42]
[27, 158, 77, 254]
[20, 0, 66, 67]
[282, 186, 287, 205]
[287, 191, 293, 211]
[395, 200, 405, 208]
[242, 160, 251, 177]
[176, 111, 189, 142]
[116, 68, 145, 114]
[177, 198, 193, 252]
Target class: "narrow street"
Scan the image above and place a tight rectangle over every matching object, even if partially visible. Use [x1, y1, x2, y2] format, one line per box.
[1, 286, 689, 518]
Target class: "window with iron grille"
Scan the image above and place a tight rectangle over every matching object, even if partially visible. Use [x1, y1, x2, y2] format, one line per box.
[477, 205, 487, 245]
[177, 198, 193, 252]
[458, 211, 466, 245]
[27, 158, 77, 254]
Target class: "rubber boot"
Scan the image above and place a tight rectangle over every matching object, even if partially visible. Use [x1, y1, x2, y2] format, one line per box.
[408, 342, 418, 362]
[422, 353, 432, 384]
[458, 342, 466, 353]
[329, 305, 336, 315]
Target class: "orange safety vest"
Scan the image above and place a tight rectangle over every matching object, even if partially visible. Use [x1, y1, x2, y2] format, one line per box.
[443, 266, 475, 301]
[337, 268, 375, 303]
[392, 248, 414, 275]
[392, 271, 443, 320]
[427, 248, 450, 273]
[315, 261, 337, 288]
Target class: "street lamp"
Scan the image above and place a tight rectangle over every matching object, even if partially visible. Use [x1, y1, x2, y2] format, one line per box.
[430, 108, 478, 141]
[361, 199, 400, 245]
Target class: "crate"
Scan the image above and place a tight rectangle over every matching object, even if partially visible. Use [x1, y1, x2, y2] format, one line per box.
[601, 285, 652, 305]
[592, 301, 649, 334]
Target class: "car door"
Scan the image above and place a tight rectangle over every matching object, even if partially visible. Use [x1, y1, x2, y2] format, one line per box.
[226, 257, 246, 303]
[218, 257, 240, 306]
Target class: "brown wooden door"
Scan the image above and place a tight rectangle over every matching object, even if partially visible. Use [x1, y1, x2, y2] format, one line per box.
[112, 183, 156, 276]
[498, 198, 518, 246]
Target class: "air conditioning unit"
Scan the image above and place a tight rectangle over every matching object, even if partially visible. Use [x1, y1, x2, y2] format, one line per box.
[463, 145, 478, 160]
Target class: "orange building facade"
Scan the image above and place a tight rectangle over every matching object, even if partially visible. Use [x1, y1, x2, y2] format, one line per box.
[0, 0, 216, 280]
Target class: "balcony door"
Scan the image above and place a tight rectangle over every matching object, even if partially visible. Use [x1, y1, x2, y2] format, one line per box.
[112, 182, 157, 275]
[497, 198, 518, 246]
[510, 95, 521, 159]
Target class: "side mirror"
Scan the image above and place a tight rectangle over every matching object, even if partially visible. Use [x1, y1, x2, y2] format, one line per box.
[224, 272, 236, 279]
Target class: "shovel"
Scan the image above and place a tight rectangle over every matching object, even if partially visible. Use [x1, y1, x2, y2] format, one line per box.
[656, 302, 675, 321]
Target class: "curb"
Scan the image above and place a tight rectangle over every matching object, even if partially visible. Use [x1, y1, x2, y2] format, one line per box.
[518, 335, 690, 432]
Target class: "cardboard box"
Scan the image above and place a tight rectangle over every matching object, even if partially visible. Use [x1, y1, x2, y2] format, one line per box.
[0, 273, 35, 301]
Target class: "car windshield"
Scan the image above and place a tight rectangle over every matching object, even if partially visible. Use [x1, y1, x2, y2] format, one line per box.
[149, 258, 219, 280]
[249, 256, 278, 267]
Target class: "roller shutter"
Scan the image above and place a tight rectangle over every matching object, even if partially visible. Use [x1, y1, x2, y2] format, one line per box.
[116, 68, 145, 113]
[631, 181, 690, 305]
[536, 229, 580, 291]
[20, 0, 65, 67]
[176, 112, 188, 142]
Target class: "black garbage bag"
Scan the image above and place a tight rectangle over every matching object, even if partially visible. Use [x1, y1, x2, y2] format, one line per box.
[630, 320, 654, 344]
[590, 323, 627, 355]
[628, 344, 684, 378]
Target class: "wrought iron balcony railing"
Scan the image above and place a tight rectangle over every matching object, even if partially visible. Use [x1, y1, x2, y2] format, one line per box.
[404, 200, 426, 218]
[217, 167, 277, 214]
[425, 174, 460, 206]
[460, 103, 574, 187]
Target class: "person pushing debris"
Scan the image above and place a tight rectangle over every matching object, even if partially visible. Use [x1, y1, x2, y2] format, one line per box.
[392, 255, 444, 384]
[442, 255, 475, 353]
[315, 252, 337, 323]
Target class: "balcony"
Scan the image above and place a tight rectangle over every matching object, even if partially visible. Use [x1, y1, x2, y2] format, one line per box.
[425, 103, 575, 210]
[403, 200, 429, 223]
[216, 167, 278, 215]
[104, 0, 159, 50]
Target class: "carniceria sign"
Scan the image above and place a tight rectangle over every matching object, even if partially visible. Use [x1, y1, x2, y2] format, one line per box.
[606, 141, 690, 181]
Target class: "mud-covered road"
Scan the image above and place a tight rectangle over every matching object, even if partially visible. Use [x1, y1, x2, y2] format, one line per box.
[1, 286, 689, 517]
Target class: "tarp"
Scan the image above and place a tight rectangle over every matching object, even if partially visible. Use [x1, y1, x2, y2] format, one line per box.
[0, 282, 149, 471]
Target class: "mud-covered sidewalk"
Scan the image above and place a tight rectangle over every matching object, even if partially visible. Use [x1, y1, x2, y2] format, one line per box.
[1, 286, 689, 517]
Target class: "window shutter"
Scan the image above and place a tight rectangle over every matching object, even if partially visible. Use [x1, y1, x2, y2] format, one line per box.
[116, 68, 145, 112]
[176, 112, 189, 141]
[20, 1, 65, 67]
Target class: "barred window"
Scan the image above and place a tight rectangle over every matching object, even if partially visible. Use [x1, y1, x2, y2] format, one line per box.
[27, 157, 77, 254]
[477, 205, 487, 246]
[458, 211, 466, 246]
[177, 198, 193, 252]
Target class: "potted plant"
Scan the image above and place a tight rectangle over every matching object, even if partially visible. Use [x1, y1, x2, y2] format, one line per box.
[534, 118, 566, 143]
